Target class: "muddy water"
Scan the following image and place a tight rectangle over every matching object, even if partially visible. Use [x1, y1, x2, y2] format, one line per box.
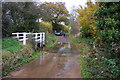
[7, 43, 81, 78]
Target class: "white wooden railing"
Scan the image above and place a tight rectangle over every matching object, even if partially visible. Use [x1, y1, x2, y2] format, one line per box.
[12, 32, 45, 46]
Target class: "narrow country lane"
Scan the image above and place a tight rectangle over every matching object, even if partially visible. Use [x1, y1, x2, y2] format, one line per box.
[5, 36, 81, 78]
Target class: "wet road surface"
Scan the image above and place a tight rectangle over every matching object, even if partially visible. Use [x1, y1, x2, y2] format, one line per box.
[6, 36, 81, 78]
[49, 53, 80, 78]
[57, 35, 70, 44]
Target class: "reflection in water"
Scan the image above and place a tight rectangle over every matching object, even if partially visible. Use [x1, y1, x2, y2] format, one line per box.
[9, 42, 80, 78]
[59, 46, 66, 52]
[53, 56, 57, 60]
[58, 43, 71, 54]
[39, 54, 47, 64]
[68, 43, 71, 48]
[64, 64, 70, 70]
[40, 56, 43, 64]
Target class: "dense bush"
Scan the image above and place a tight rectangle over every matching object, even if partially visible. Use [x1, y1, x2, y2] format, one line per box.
[2, 2, 41, 37]
[86, 52, 120, 78]
[74, 36, 120, 78]
[94, 2, 120, 54]
[74, 1, 120, 78]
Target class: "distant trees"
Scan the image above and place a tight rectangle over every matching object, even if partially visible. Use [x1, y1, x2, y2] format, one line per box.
[2, 2, 41, 37]
[38, 21, 52, 33]
[69, 6, 80, 35]
[39, 2, 69, 31]
[61, 25, 69, 32]
[2, 2, 69, 37]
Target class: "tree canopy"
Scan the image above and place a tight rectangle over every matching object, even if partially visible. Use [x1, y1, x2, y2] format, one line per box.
[39, 2, 69, 31]
[75, 1, 99, 38]
[2, 2, 41, 37]
[2, 2, 70, 37]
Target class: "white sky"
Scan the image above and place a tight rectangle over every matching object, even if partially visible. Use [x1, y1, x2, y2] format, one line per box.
[2, 0, 96, 13]
[36, 0, 95, 13]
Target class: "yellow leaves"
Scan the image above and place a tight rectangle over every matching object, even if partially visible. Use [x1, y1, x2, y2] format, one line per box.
[75, 1, 99, 37]
[62, 25, 69, 32]
[38, 22, 52, 33]
[90, 25, 96, 30]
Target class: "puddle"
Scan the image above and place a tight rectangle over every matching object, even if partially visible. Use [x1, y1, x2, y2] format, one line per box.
[6, 42, 81, 78]
[58, 43, 71, 54]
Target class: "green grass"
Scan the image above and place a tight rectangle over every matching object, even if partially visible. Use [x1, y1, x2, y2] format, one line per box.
[79, 55, 91, 78]
[72, 37, 92, 54]
[3, 52, 41, 76]
[46, 33, 57, 47]
[2, 37, 42, 76]
[2, 34, 56, 76]
[3, 51, 42, 76]
[0, 39, 2, 49]
[2, 38, 23, 53]
[75, 37, 94, 45]
[70, 36, 92, 78]
[22, 51, 42, 64]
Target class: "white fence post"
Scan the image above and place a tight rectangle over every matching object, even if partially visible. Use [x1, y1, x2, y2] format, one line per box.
[23, 33, 26, 45]
[42, 32, 45, 45]
[16, 34, 19, 39]
[35, 33, 38, 40]
[40, 33, 42, 47]
[12, 32, 45, 46]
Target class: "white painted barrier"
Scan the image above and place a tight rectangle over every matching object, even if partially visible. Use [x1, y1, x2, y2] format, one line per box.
[12, 32, 45, 46]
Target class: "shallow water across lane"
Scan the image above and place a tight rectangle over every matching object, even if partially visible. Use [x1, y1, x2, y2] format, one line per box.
[6, 42, 81, 78]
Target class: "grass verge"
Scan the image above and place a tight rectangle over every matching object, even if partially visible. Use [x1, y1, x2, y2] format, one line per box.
[2, 38, 42, 76]
[79, 55, 91, 78]
[22, 51, 42, 64]
[72, 36, 120, 78]
[45, 33, 57, 48]
[70, 36, 92, 78]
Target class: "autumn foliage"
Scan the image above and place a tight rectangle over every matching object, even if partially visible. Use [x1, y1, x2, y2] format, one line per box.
[75, 2, 99, 38]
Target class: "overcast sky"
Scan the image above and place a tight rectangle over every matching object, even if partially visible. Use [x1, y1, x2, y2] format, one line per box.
[38, 0, 95, 13]
[2, 0, 95, 13]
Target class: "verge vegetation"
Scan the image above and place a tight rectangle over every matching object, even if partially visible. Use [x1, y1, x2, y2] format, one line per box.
[74, 37, 120, 78]
[2, 33, 57, 76]
[2, 38, 39, 76]
[74, 1, 120, 78]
